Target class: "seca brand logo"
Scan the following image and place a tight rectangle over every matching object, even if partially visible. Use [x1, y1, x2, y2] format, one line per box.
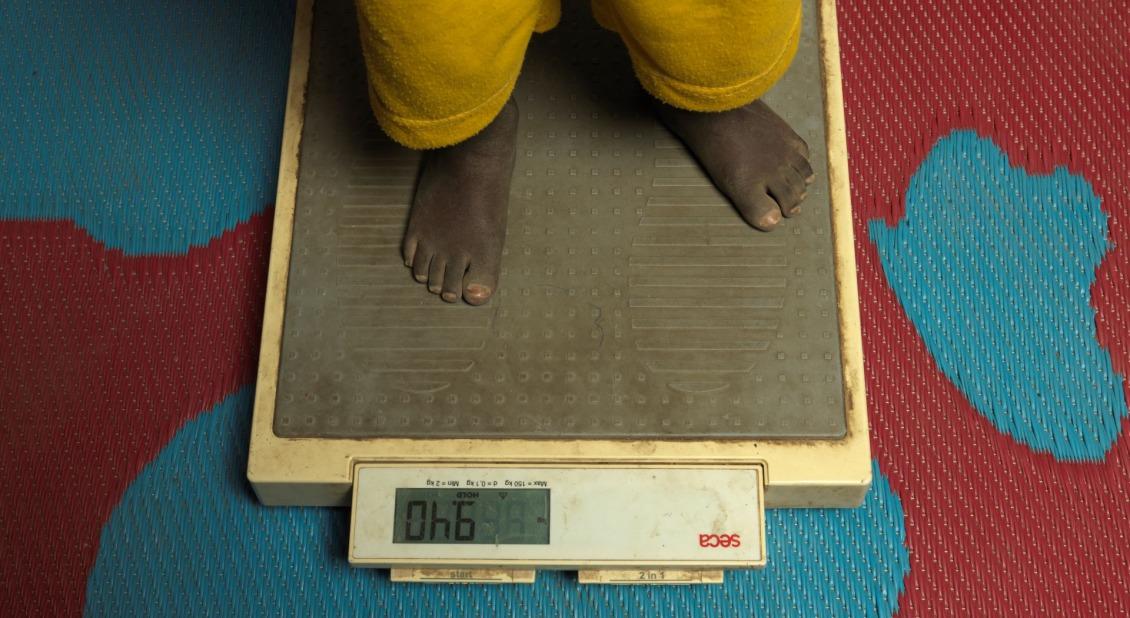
[698, 533, 742, 548]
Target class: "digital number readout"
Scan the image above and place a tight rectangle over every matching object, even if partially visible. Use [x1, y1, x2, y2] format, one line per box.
[392, 488, 550, 545]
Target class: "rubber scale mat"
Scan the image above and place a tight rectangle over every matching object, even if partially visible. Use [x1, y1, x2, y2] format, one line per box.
[274, 0, 846, 439]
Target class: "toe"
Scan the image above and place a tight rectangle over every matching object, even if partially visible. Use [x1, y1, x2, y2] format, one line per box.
[402, 235, 419, 267]
[769, 185, 805, 217]
[769, 169, 808, 217]
[463, 263, 500, 306]
[427, 258, 446, 294]
[794, 135, 811, 161]
[411, 246, 432, 283]
[441, 257, 468, 303]
[792, 154, 815, 185]
[737, 187, 783, 231]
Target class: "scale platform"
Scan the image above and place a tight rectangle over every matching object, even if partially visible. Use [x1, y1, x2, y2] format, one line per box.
[249, 0, 868, 583]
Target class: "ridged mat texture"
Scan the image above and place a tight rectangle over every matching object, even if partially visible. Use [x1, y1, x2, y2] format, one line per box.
[275, 0, 845, 440]
[0, 0, 1127, 616]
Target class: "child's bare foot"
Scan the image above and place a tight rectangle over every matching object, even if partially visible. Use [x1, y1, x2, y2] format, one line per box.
[655, 100, 815, 231]
[403, 98, 517, 305]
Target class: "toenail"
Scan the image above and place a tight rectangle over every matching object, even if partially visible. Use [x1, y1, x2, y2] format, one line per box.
[761, 211, 781, 227]
[466, 284, 492, 299]
[414, 273, 427, 282]
[441, 291, 458, 302]
[790, 206, 801, 215]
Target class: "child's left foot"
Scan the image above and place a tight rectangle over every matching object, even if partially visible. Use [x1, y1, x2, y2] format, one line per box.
[655, 100, 814, 231]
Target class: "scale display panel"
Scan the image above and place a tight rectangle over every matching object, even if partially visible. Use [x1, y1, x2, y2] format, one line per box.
[350, 465, 766, 569]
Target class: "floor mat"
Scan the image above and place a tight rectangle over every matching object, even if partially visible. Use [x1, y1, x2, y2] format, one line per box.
[1, 0, 1127, 615]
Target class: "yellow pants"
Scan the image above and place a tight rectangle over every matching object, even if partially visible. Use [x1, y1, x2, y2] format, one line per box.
[356, 0, 802, 149]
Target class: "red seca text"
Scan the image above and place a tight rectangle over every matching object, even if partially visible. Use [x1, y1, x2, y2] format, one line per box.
[698, 533, 741, 548]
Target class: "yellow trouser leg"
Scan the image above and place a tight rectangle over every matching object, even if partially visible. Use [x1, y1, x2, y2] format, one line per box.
[592, 0, 803, 111]
[355, 0, 560, 149]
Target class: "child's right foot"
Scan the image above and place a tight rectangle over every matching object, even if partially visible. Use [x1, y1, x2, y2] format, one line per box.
[402, 99, 518, 305]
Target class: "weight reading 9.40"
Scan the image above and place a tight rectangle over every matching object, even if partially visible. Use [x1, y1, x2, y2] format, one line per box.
[392, 488, 551, 545]
[402, 499, 476, 541]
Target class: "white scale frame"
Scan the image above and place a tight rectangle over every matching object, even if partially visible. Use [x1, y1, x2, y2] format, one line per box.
[248, 0, 870, 581]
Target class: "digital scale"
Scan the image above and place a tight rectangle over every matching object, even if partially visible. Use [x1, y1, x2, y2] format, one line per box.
[248, 0, 868, 584]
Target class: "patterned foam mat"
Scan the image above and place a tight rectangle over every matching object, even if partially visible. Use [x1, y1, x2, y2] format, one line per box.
[1, 0, 1127, 615]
